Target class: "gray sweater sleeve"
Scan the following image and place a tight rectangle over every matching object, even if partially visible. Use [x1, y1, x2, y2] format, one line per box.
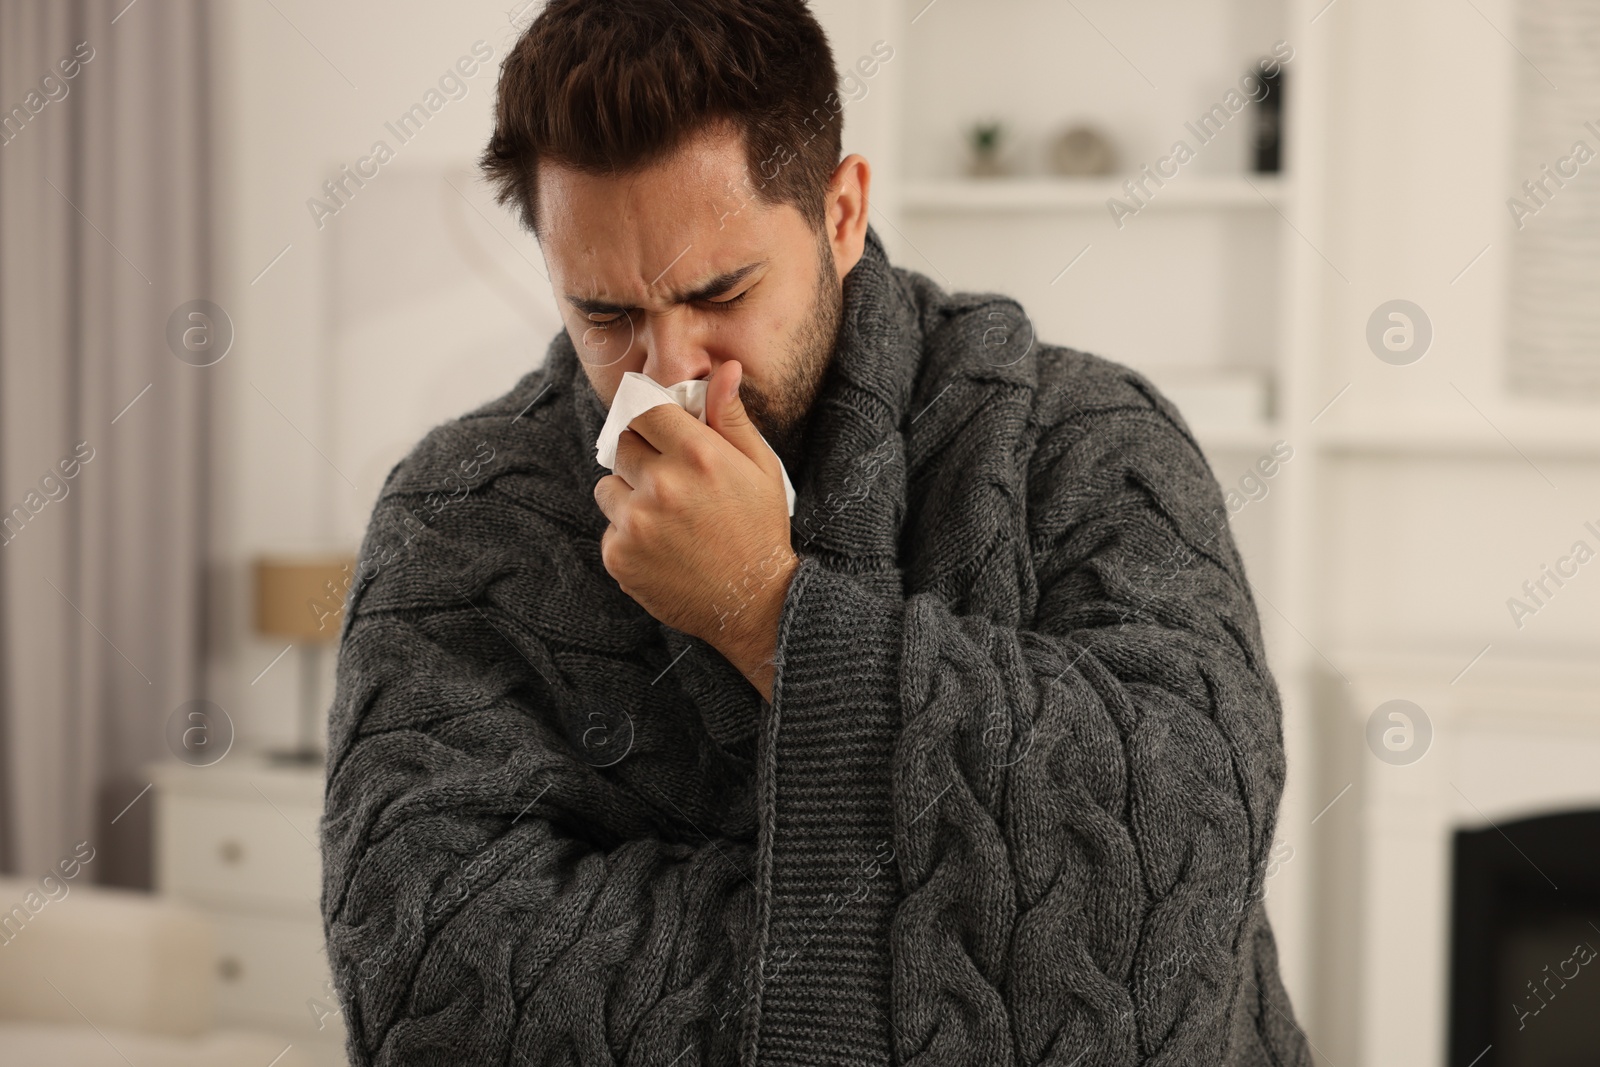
[319, 479, 764, 1067]
[757, 392, 1308, 1066]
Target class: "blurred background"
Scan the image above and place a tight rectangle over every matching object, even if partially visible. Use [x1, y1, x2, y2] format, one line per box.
[2, 0, 1598, 1064]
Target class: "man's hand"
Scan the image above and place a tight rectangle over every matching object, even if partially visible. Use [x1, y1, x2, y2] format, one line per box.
[594, 360, 798, 701]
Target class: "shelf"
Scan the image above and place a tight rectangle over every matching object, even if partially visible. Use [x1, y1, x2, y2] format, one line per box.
[902, 175, 1289, 213]
[1313, 416, 1600, 459]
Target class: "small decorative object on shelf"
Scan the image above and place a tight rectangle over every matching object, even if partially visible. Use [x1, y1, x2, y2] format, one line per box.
[1253, 64, 1285, 173]
[965, 120, 1009, 178]
[1048, 124, 1117, 177]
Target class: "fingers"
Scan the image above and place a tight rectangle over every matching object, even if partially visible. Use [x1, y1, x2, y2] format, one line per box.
[610, 426, 659, 490]
[624, 402, 701, 458]
[608, 397, 771, 513]
[593, 472, 632, 522]
[615, 403, 704, 486]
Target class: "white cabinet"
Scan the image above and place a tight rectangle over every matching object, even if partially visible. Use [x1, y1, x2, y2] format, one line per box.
[150, 755, 347, 1067]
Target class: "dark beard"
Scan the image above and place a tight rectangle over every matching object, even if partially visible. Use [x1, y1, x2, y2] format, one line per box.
[740, 237, 843, 483]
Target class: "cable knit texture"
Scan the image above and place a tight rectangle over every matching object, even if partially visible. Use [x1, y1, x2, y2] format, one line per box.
[320, 225, 1313, 1067]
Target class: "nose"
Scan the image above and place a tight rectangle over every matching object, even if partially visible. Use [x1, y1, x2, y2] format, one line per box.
[641, 309, 714, 386]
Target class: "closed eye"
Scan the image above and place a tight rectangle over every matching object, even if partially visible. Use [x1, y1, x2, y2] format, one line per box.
[579, 281, 754, 329]
[702, 288, 751, 310]
[585, 310, 631, 331]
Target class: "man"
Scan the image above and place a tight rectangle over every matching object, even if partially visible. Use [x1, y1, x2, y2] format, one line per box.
[320, 1, 1313, 1064]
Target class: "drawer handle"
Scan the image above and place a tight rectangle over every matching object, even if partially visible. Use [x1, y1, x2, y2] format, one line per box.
[217, 839, 245, 865]
[218, 956, 243, 982]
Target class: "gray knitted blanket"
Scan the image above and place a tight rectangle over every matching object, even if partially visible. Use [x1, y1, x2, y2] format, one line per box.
[320, 225, 1313, 1067]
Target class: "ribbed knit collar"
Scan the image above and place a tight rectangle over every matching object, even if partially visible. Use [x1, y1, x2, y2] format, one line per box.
[559, 224, 923, 581]
[787, 225, 921, 576]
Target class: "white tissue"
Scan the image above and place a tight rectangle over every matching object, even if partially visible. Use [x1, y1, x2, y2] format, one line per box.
[594, 371, 797, 517]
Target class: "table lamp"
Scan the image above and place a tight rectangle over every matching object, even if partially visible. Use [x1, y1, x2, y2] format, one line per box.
[253, 554, 356, 764]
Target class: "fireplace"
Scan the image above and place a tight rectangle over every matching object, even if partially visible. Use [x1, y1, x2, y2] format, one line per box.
[1448, 809, 1600, 1067]
[1311, 657, 1600, 1067]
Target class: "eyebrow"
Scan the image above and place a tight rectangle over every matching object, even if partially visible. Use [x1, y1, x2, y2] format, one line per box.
[565, 260, 766, 316]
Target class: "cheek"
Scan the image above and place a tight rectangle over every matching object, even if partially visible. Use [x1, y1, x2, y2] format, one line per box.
[760, 272, 824, 348]
[585, 366, 625, 408]
[705, 304, 795, 377]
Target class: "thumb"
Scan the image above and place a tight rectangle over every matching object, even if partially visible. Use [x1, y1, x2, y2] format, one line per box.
[707, 360, 770, 466]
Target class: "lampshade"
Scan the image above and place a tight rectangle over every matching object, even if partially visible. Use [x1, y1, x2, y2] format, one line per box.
[253, 555, 357, 642]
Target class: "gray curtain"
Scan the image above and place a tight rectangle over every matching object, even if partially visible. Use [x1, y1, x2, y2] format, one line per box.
[0, 0, 213, 887]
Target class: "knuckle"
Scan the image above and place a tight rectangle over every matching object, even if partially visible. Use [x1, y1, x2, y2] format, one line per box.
[652, 477, 681, 511]
[685, 444, 716, 477]
[627, 507, 656, 540]
[599, 529, 622, 572]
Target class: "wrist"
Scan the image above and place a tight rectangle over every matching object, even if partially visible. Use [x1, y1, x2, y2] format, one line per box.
[724, 547, 800, 701]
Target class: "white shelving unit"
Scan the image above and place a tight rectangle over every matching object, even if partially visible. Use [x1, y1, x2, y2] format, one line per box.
[813, 0, 1330, 1040]
[902, 174, 1289, 211]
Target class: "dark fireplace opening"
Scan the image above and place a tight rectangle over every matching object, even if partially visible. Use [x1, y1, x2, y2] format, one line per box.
[1449, 809, 1600, 1067]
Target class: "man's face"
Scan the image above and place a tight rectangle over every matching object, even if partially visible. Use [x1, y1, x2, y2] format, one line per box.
[535, 123, 848, 472]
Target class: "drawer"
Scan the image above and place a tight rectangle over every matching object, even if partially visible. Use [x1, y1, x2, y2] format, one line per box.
[211, 909, 346, 1044]
[156, 793, 322, 912]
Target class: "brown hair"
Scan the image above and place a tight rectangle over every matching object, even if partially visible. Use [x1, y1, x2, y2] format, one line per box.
[480, 0, 842, 239]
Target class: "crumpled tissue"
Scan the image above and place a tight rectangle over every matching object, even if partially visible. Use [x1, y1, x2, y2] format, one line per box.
[594, 371, 797, 517]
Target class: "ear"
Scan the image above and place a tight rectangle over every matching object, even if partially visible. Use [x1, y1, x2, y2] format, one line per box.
[823, 153, 872, 279]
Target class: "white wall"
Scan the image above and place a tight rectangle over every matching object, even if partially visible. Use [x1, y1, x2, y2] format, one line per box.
[1308, 2, 1600, 1061]
[210, 0, 560, 748]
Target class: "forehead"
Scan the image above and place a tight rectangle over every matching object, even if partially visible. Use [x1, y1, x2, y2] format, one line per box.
[535, 125, 772, 297]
